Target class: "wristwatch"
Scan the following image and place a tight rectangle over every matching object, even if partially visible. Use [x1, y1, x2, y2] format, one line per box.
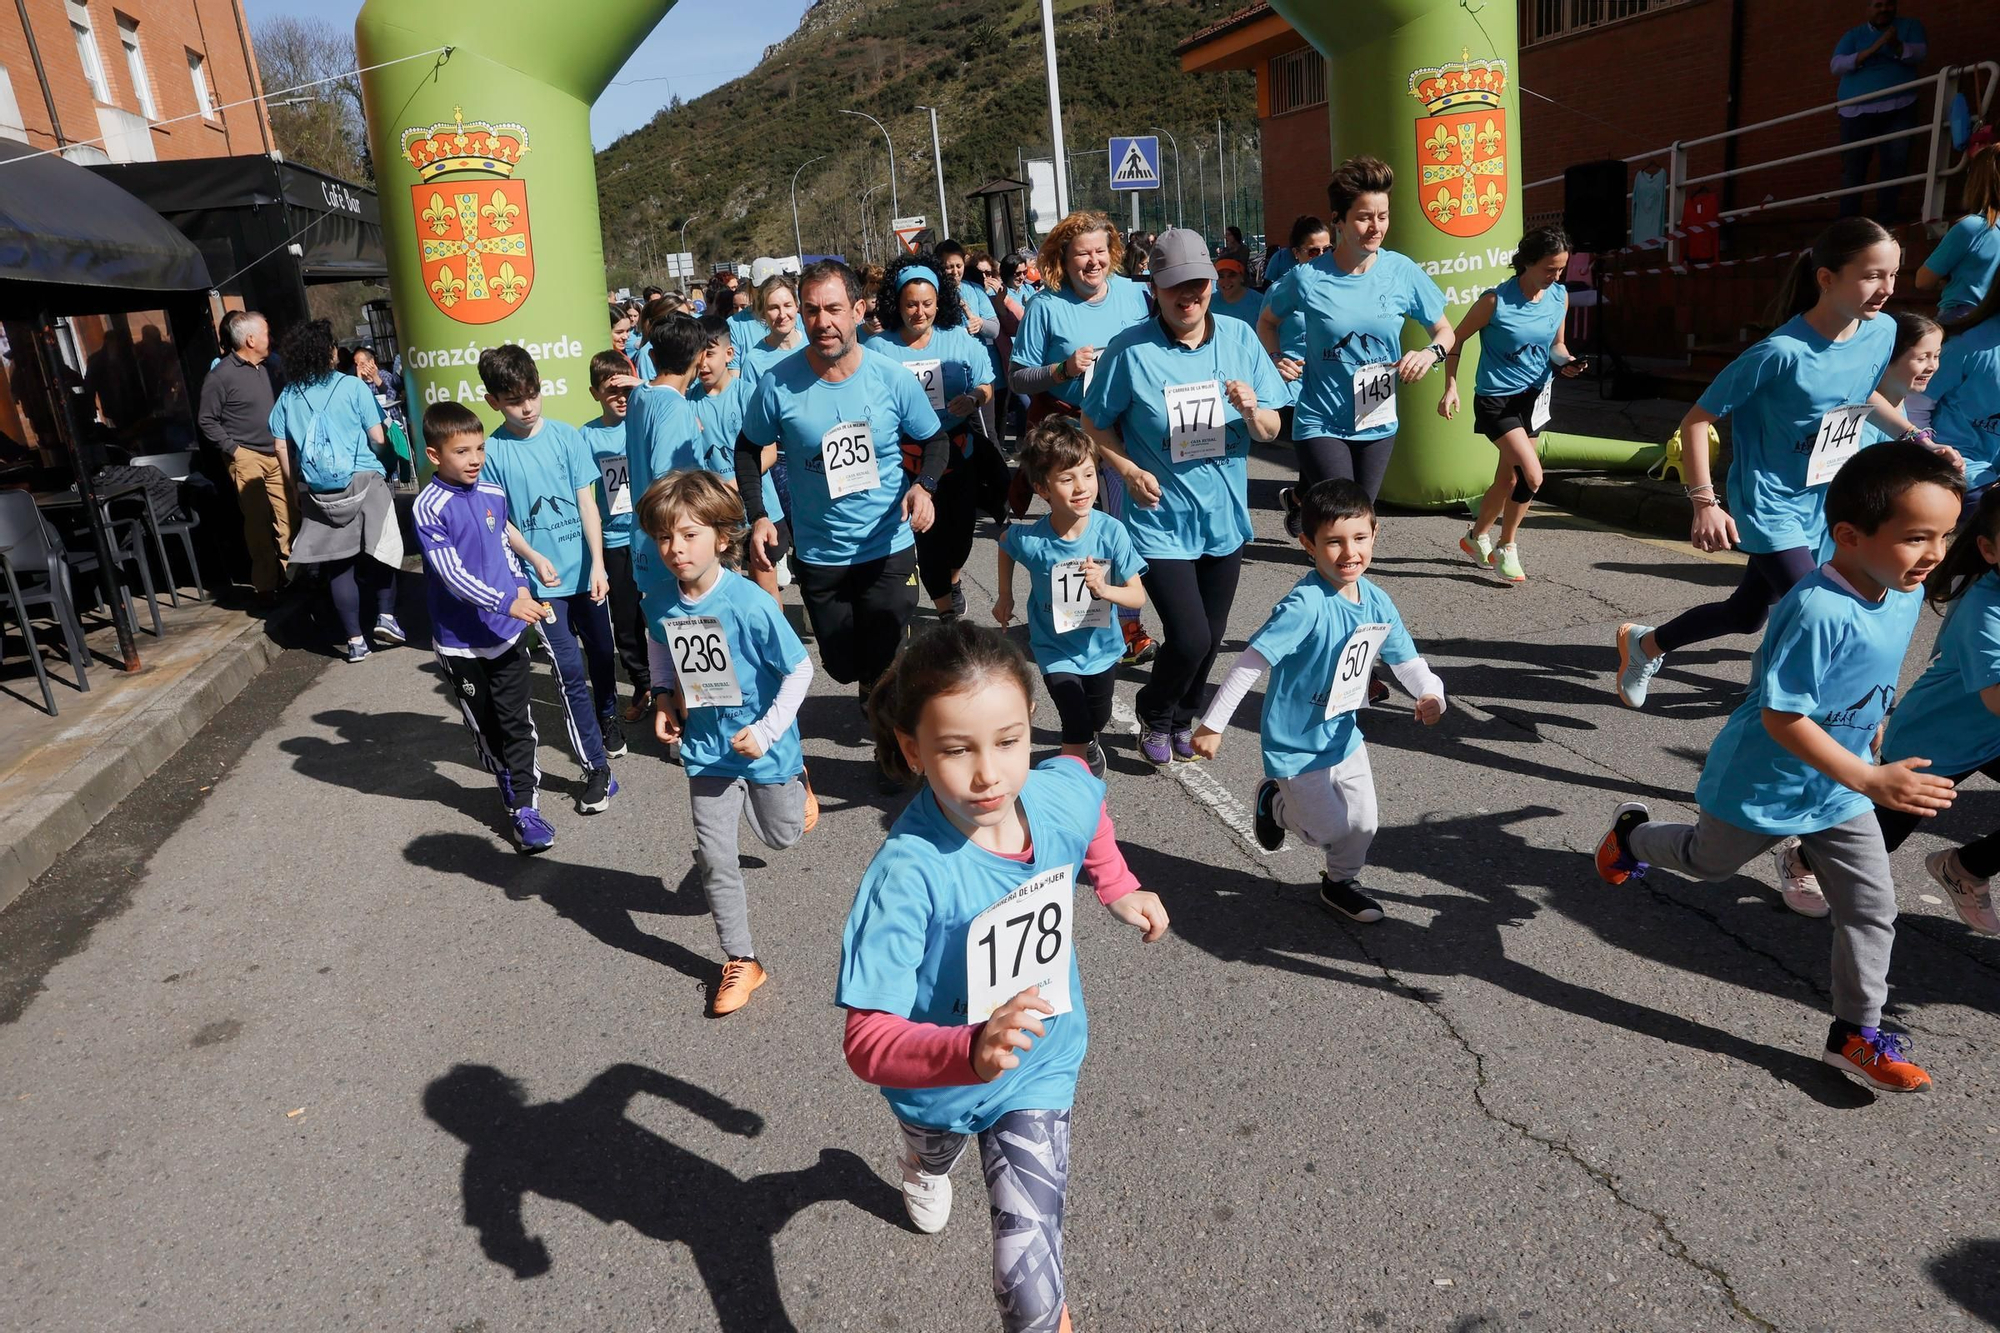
[911, 473, 939, 494]
[1427, 342, 1447, 367]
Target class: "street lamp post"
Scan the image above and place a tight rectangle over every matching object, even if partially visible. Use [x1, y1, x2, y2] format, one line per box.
[862, 182, 889, 264]
[678, 213, 702, 277]
[1148, 126, 1183, 228]
[838, 109, 898, 219]
[1195, 141, 1208, 240]
[1038, 0, 1070, 217]
[915, 104, 949, 238]
[791, 154, 828, 260]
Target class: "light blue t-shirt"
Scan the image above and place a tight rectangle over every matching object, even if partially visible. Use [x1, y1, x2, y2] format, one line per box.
[1475, 277, 1569, 396]
[1698, 312, 1895, 554]
[580, 416, 633, 550]
[1082, 314, 1288, 560]
[640, 567, 807, 784]
[1211, 287, 1265, 329]
[1928, 314, 2000, 490]
[1834, 18, 1927, 105]
[1011, 274, 1153, 409]
[634, 342, 656, 382]
[727, 309, 764, 359]
[1266, 249, 1446, 440]
[867, 325, 994, 436]
[1260, 246, 1298, 288]
[482, 419, 599, 598]
[961, 282, 998, 326]
[836, 758, 1103, 1134]
[690, 373, 783, 523]
[1000, 511, 1148, 677]
[739, 330, 807, 389]
[1695, 568, 1921, 835]
[1247, 573, 1418, 779]
[267, 374, 385, 493]
[1882, 569, 2000, 775]
[1925, 214, 2000, 317]
[623, 383, 705, 499]
[740, 345, 943, 565]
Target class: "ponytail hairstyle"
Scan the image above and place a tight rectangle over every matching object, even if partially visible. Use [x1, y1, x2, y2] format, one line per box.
[1925, 486, 2000, 612]
[1962, 143, 1999, 229]
[867, 620, 1038, 788]
[1765, 216, 1894, 324]
[1288, 213, 1329, 250]
[1512, 225, 1572, 277]
[1326, 156, 1394, 221]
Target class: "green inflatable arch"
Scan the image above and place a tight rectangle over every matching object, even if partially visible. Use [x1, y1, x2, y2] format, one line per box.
[1268, 0, 1658, 507]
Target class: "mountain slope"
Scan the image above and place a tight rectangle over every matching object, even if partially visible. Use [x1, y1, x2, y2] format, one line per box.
[594, 0, 1257, 275]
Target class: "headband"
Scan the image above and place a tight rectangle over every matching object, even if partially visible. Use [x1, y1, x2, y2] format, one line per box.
[896, 265, 942, 293]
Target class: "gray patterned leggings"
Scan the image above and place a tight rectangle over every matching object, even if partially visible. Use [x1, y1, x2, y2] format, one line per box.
[898, 1108, 1071, 1332]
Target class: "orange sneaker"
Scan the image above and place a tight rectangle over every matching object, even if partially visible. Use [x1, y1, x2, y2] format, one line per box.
[1823, 1026, 1931, 1093]
[711, 958, 767, 1016]
[1594, 802, 1650, 885]
[1120, 618, 1157, 666]
[801, 770, 820, 834]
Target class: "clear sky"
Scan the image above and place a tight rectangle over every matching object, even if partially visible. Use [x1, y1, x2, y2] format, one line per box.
[239, 0, 809, 148]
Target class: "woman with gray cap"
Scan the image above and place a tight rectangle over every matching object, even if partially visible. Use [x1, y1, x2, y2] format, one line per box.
[1083, 228, 1289, 766]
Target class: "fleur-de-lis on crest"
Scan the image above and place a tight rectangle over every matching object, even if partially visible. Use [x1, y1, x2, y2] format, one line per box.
[480, 189, 520, 233]
[429, 264, 466, 308]
[1477, 118, 1502, 157]
[1424, 125, 1454, 162]
[491, 261, 527, 304]
[1477, 183, 1503, 216]
[421, 192, 453, 237]
[1426, 188, 1459, 224]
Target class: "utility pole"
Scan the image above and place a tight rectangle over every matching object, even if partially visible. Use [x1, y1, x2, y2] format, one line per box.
[791, 153, 828, 260]
[1196, 141, 1208, 240]
[1216, 116, 1226, 241]
[917, 104, 949, 238]
[1149, 126, 1183, 228]
[1038, 0, 1069, 217]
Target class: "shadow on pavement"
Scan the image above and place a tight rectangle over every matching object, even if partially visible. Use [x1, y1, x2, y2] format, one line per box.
[1927, 1237, 2000, 1324]
[423, 1061, 901, 1331]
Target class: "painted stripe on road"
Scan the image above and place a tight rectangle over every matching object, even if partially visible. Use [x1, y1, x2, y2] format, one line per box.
[1109, 693, 1272, 857]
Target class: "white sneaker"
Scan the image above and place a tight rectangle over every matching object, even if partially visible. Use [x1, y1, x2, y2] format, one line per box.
[1773, 839, 1830, 918]
[1926, 848, 2000, 936]
[898, 1152, 953, 1234]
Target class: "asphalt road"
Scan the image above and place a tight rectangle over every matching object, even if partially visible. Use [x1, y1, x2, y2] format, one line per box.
[5, 443, 2000, 1333]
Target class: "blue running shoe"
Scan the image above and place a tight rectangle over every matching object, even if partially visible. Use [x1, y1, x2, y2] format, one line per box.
[373, 613, 408, 647]
[511, 806, 555, 854]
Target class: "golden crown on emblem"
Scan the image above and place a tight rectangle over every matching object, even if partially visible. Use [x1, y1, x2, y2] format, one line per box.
[1407, 49, 1508, 115]
[400, 106, 531, 182]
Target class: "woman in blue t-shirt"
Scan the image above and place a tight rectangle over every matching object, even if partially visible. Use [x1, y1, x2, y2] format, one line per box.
[266, 318, 399, 663]
[1928, 289, 2000, 503]
[1439, 226, 1584, 584]
[1914, 144, 1998, 323]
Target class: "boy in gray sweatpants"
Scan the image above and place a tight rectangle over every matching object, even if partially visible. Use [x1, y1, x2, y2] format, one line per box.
[1596, 440, 1963, 1094]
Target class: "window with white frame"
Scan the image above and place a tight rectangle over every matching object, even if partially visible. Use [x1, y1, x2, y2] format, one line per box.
[187, 49, 213, 119]
[68, 1, 112, 103]
[1522, 0, 1693, 46]
[1268, 47, 1327, 117]
[0, 64, 27, 143]
[117, 14, 156, 119]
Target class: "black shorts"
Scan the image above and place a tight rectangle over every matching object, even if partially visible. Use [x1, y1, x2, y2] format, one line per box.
[1472, 385, 1548, 441]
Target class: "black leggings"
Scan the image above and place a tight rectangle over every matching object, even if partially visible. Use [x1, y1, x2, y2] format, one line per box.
[914, 461, 978, 603]
[602, 543, 650, 694]
[1878, 757, 2000, 880]
[1135, 549, 1243, 731]
[1298, 434, 1397, 504]
[326, 555, 396, 640]
[1043, 667, 1115, 745]
[1653, 545, 1816, 654]
[792, 547, 918, 687]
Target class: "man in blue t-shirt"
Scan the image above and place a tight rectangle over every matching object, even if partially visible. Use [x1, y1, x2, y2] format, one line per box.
[1829, 1, 1928, 218]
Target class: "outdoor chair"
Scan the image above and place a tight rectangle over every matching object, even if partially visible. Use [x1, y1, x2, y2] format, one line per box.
[0, 490, 95, 714]
[128, 453, 207, 604]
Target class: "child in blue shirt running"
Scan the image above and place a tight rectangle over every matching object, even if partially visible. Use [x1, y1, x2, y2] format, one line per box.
[1596, 441, 1963, 1093]
[641, 470, 818, 1018]
[992, 419, 1148, 777]
[838, 622, 1167, 1333]
[1190, 479, 1446, 924]
[583, 349, 652, 728]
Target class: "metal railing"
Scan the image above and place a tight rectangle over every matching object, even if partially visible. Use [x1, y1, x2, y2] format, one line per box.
[1524, 63, 1997, 263]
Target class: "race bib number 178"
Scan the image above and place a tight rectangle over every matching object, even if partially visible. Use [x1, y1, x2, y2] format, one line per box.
[964, 866, 1075, 1025]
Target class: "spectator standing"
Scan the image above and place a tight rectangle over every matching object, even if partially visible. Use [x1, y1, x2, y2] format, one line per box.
[197, 310, 289, 606]
[1830, 0, 1928, 219]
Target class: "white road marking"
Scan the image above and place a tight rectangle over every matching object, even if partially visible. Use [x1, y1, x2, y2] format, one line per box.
[1109, 693, 1272, 856]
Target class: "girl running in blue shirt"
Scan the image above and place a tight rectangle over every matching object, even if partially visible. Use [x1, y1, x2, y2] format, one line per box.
[1914, 145, 1999, 322]
[839, 622, 1167, 1333]
[1926, 288, 2000, 506]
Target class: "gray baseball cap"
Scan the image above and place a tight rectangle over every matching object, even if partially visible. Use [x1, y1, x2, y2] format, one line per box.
[1147, 228, 1219, 287]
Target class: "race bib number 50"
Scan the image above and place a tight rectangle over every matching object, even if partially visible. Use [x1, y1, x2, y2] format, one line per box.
[820, 420, 880, 499]
[664, 615, 742, 708]
[964, 866, 1075, 1025]
[1324, 623, 1391, 720]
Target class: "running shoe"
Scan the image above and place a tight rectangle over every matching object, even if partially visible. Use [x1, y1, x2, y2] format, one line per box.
[1490, 542, 1526, 583]
[1925, 848, 2000, 936]
[1253, 778, 1285, 851]
[1279, 486, 1303, 539]
[1823, 1024, 1931, 1093]
[897, 1146, 954, 1234]
[373, 613, 408, 646]
[601, 714, 630, 759]
[801, 769, 820, 834]
[1171, 727, 1198, 762]
[948, 583, 967, 619]
[1772, 839, 1830, 918]
[1318, 874, 1384, 923]
[1121, 620, 1158, 666]
[344, 639, 371, 664]
[577, 767, 617, 814]
[1139, 726, 1173, 766]
[1083, 739, 1108, 780]
[1615, 623, 1664, 709]
[1595, 802, 1650, 885]
[510, 806, 555, 855]
[1459, 530, 1495, 566]
[711, 957, 767, 1017]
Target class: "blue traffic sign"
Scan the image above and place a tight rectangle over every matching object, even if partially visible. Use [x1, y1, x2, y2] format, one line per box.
[1109, 136, 1161, 191]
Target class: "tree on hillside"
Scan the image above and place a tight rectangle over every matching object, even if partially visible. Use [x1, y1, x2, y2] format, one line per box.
[255, 16, 368, 184]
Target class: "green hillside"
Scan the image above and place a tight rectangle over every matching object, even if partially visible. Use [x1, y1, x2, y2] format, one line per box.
[594, 0, 1259, 279]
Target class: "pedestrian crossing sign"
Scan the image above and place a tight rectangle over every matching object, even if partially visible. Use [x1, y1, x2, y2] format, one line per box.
[1109, 136, 1161, 191]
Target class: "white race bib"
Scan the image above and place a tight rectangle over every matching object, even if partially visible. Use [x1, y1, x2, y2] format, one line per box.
[820, 419, 880, 499]
[1530, 378, 1554, 433]
[1352, 363, 1398, 433]
[663, 615, 742, 708]
[598, 455, 633, 517]
[1324, 622, 1392, 720]
[1165, 379, 1226, 463]
[964, 865, 1075, 1025]
[1051, 558, 1111, 633]
[1805, 404, 1872, 487]
[906, 358, 947, 411]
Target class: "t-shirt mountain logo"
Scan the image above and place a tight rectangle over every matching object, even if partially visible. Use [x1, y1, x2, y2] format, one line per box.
[1322, 330, 1396, 370]
[527, 492, 573, 524]
[402, 107, 535, 325]
[1823, 683, 1895, 731]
